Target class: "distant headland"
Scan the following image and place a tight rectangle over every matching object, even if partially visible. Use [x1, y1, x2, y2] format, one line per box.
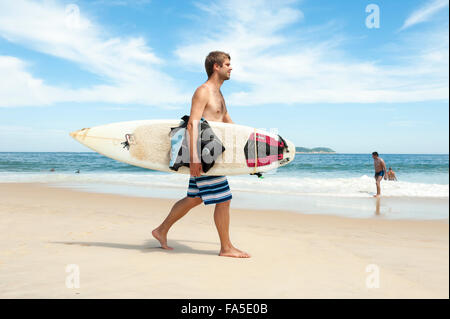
[295, 147, 336, 154]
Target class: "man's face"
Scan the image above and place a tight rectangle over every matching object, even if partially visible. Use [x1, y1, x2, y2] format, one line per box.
[372, 154, 377, 159]
[215, 58, 232, 80]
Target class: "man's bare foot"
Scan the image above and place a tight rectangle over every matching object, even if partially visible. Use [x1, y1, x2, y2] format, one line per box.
[219, 247, 251, 258]
[152, 228, 173, 250]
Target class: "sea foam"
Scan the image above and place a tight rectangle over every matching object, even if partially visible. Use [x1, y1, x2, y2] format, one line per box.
[0, 172, 447, 198]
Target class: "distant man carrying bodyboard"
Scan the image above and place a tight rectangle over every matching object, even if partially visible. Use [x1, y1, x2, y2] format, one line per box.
[372, 151, 387, 197]
[152, 51, 251, 258]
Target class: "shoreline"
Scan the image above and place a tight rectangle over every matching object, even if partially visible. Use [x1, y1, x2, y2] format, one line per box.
[0, 182, 448, 298]
[0, 179, 448, 220]
[40, 181, 450, 220]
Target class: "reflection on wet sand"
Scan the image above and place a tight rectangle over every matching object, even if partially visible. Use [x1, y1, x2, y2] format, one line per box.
[375, 197, 381, 216]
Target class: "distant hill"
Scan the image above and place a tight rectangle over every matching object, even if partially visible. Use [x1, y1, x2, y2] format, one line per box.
[295, 147, 336, 154]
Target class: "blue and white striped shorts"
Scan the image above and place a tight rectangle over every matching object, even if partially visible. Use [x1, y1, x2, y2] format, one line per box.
[187, 175, 232, 205]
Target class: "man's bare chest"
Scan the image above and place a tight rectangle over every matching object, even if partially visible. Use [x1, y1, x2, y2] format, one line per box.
[204, 91, 225, 116]
[374, 159, 383, 168]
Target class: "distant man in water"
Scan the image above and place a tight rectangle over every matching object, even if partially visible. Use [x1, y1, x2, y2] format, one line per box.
[386, 167, 397, 181]
[372, 151, 387, 197]
[152, 51, 250, 258]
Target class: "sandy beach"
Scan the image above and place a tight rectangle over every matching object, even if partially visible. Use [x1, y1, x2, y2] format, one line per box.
[0, 183, 448, 298]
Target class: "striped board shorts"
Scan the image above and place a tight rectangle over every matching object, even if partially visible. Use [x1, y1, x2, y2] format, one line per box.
[187, 175, 232, 205]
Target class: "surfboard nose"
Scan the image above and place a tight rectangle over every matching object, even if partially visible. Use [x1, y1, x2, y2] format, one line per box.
[69, 130, 78, 138]
[69, 128, 90, 140]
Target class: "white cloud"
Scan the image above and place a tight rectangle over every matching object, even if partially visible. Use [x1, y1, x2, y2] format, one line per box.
[400, 0, 449, 31]
[0, 0, 188, 107]
[0, 56, 64, 107]
[175, 0, 449, 105]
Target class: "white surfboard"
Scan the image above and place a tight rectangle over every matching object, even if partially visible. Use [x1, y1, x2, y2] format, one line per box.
[70, 119, 295, 176]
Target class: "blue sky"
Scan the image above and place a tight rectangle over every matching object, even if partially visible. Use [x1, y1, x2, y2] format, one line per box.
[0, 0, 448, 153]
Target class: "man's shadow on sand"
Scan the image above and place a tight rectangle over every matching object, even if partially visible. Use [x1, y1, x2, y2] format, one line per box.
[50, 239, 219, 256]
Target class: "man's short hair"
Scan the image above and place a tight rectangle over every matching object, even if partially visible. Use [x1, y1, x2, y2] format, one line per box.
[372, 151, 379, 156]
[205, 51, 231, 78]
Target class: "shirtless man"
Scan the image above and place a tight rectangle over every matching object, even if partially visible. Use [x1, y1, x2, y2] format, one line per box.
[372, 152, 387, 197]
[152, 51, 250, 258]
[386, 167, 398, 181]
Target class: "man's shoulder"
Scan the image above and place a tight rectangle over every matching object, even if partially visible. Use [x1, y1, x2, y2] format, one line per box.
[192, 85, 210, 100]
[195, 83, 210, 93]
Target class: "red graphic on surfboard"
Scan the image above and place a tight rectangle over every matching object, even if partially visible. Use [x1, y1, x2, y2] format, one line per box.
[244, 133, 287, 167]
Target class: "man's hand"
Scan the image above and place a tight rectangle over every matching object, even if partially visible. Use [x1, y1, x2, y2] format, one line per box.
[190, 162, 203, 177]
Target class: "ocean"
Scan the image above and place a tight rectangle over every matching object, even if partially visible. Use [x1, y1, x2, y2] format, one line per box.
[1, 152, 448, 220]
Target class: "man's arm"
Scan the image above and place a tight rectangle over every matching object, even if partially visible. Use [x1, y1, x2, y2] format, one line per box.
[187, 86, 208, 177]
[223, 105, 234, 124]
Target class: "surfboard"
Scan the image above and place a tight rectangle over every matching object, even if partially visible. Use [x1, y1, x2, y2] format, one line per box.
[69, 119, 295, 176]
